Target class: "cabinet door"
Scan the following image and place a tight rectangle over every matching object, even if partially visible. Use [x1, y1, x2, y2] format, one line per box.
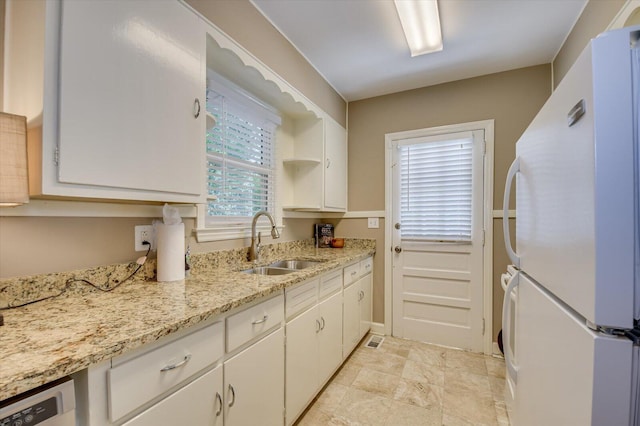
[318, 291, 343, 384]
[359, 273, 373, 339]
[343, 281, 361, 358]
[57, 0, 204, 200]
[324, 118, 347, 210]
[285, 307, 319, 425]
[224, 328, 285, 426]
[122, 365, 222, 426]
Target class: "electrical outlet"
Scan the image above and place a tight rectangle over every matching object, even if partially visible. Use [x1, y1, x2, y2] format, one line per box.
[367, 217, 379, 229]
[135, 225, 154, 251]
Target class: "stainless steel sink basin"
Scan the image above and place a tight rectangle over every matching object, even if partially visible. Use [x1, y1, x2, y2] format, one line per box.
[240, 260, 322, 275]
[241, 267, 296, 275]
[267, 260, 321, 270]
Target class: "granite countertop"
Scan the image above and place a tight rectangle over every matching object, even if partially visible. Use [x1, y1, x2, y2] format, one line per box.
[0, 240, 375, 401]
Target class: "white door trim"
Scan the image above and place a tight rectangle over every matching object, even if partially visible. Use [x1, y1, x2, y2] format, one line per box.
[384, 119, 495, 354]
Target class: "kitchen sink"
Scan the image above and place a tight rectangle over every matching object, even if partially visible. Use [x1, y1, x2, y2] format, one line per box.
[240, 259, 322, 275]
[241, 267, 296, 275]
[267, 260, 322, 270]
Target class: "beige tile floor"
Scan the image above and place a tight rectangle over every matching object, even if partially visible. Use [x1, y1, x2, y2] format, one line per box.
[295, 335, 511, 426]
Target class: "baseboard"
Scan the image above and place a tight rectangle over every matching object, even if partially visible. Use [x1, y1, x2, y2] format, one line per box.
[492, 342, 504, 357]
[370, 322, 385, 335]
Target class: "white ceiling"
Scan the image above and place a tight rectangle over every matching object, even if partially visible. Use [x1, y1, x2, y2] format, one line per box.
[251, 0, 588, 102]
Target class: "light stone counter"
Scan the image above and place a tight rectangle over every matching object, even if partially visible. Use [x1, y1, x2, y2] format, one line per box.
[0, 239, 375, 401]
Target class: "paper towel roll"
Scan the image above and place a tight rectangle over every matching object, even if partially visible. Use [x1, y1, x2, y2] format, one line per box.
[156, 223, 185, 282]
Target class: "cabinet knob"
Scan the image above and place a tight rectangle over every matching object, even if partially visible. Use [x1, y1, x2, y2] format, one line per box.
[215, 392, 223, 416]
[194, 98, 201, 118]
[228, 384, 236, 407]
[394, 246, 402, 254]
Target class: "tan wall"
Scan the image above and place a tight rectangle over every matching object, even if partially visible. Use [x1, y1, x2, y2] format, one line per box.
[0, 217, 316, 278]
[185, 0, 346, 127]
[347, 65, 552, 337]
[553, 0, 626, 88]
[332, 218, 385, 323]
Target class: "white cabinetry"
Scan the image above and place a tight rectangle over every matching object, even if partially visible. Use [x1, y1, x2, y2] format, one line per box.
[285, 270, 344, 425]
[122, 365, 223, 426]
[4, 0, 205, 203]
[224, 328, 284, 426]
[224, 295, 285, 426]
[105, 321, 224, 425]
[323, 118, 348, 210]
[282, 116, 347, 212]
[342, 257, 374, 357]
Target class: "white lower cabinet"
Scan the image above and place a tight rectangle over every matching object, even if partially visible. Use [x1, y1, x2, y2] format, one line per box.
[359, 272, 373, 340]
[107, 321, 224, 424]
[286, 288, 343, 425]
[317, 291, 344, 384]
[285, 305, 321, 424]
[122, 365, 223, 426]
[343, 279, 361, 358]
[224, 328, 285, 426]
[343, 257, 374, 358]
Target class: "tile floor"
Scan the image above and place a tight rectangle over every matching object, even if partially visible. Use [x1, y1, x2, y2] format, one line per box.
[295, 335, 510, 426]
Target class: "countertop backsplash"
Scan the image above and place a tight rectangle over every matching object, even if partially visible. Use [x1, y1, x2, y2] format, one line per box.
[0, 238, 375, 310]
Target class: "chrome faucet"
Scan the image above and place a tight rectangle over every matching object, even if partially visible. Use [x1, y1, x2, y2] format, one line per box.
[248, 210, 280, 263]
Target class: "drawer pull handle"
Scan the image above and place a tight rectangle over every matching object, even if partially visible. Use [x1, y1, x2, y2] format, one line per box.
[215, 392, 222, 416]
[316, 319, 321, 333]
[320, 317, 325, 330]
[228, 384, 236, 407]
[252, 315, 268, 325]
[351, 271, 357, 276]
[160, 354, 192, 372]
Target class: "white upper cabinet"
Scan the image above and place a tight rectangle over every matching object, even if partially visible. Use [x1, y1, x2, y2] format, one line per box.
[323, 117, 347, 210]
[281, 115, 347, 212]
[4, 0, 206, 202]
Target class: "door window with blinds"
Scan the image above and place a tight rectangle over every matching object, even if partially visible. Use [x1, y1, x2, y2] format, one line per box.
[205, 76, 281, 226]
[399, 132, 474, 242]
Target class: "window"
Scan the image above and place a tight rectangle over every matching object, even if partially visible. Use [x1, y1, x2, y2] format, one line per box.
[399, 133, 474, 242]
[205, 76, 281, 227]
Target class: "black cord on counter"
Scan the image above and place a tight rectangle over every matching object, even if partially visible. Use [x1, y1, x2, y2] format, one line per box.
[0, 243, 151, 312]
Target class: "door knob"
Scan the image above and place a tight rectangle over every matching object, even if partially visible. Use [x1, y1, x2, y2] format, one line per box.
[394, 246, 402, 253]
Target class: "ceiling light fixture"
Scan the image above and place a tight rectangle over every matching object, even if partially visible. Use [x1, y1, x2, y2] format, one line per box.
[394, 0, 443, 57]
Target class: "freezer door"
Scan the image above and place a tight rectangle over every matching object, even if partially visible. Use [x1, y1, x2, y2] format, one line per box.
[515, 26, 638, 329]
[514, 274, 634, 426]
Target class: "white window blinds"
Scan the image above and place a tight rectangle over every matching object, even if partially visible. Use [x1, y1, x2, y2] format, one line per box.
[206, 81, 280, 225]
[399, 135, 474, 242]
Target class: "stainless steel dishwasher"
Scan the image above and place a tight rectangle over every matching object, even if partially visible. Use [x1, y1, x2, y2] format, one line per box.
[0, 377, 75, 426]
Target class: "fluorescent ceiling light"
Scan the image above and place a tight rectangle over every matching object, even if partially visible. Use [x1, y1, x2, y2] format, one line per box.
[394, 0, 443, 57]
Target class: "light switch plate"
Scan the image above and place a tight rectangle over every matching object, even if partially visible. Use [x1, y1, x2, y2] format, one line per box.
[367, 217, 379, 229]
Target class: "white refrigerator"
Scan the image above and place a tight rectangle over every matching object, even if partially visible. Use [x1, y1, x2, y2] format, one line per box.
[502, 26, 640, 425]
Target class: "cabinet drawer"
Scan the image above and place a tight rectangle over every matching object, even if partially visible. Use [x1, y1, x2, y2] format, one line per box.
[320, 269, 342, 299]
[286, 278, 319, 320]
[108, 321, 224, 422]
[360, 257, 373, 276]
[343, 262, 360, 287]
[227, 295, 284, 352]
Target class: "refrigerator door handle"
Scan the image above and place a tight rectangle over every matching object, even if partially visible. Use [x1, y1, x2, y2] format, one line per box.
[503, 157, 520, 267]
[502, 269, 520, 383]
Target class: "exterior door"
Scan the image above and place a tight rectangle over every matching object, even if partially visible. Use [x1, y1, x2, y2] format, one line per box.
[391, 130, 485, 351]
